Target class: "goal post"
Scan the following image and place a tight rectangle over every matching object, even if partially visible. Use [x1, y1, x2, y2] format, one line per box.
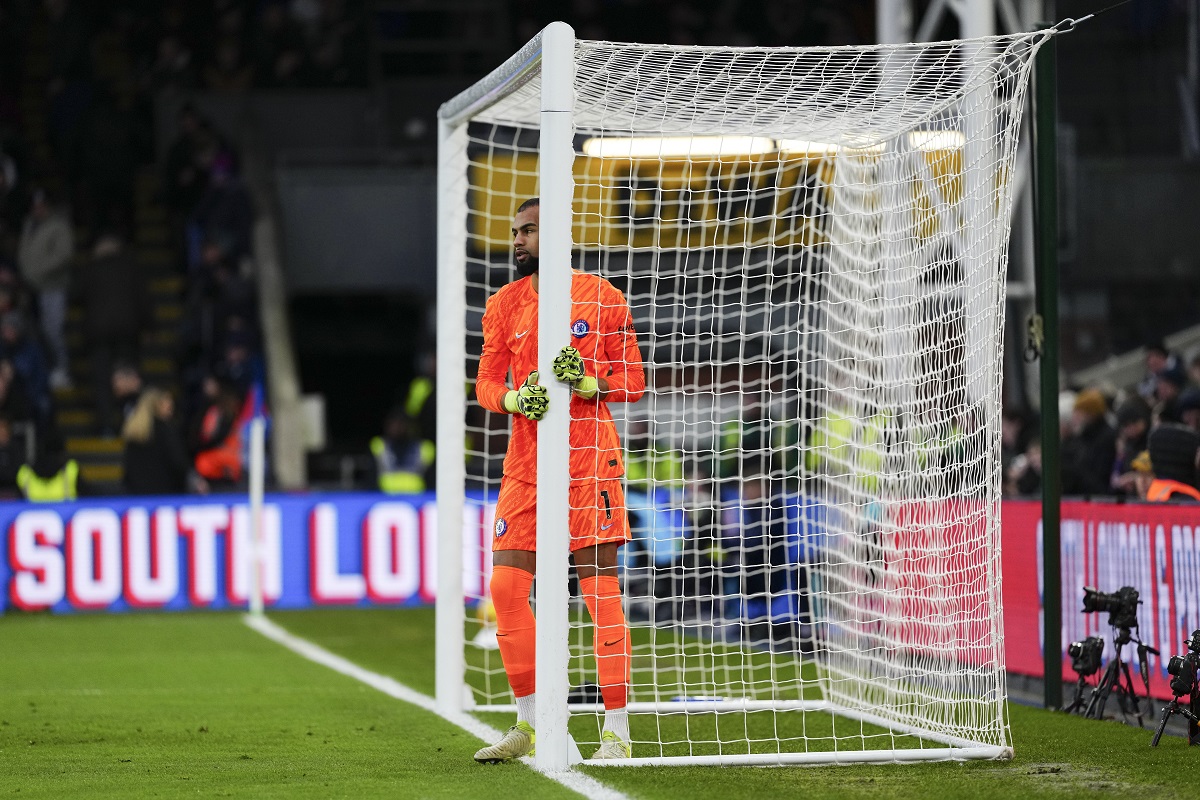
[437, 23, 1054, 768]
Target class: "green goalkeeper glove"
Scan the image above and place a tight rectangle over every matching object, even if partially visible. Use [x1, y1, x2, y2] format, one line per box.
[503, 371, 549, 421]
[552, 346, 599, 399]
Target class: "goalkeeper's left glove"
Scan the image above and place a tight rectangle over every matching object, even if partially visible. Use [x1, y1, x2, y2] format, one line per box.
[552, 345, 599, 399]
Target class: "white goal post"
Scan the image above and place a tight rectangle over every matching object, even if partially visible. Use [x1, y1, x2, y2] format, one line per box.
[437, 22, 1052, 769]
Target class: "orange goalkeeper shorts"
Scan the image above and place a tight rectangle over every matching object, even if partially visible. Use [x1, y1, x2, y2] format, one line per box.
[492, 476, 630, 553]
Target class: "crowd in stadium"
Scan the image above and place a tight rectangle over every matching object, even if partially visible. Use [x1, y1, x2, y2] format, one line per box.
[0, 0, 303, 499]
[1004, 344, 1200, 503]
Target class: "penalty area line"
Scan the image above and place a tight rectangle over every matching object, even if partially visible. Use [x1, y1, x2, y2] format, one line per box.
[243, 614, 630, 800]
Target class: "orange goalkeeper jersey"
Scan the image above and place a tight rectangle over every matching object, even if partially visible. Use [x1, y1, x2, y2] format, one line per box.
[475, 271, 645, 484]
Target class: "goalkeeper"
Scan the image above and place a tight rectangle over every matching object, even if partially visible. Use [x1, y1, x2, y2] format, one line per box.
[472, 198, 646, 763]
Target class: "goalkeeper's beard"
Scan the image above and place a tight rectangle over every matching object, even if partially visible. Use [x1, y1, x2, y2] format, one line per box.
[515, 255, 539, 277]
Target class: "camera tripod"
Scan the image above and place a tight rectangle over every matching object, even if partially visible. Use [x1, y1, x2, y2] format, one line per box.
[1150, 691, 1200, 747]
[1078, 627, 1158, 726]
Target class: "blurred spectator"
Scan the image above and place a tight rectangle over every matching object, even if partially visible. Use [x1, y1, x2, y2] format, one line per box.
[203, 37, 256, 91]
[1061, 388, 1116, 496]
[1001, 408, 1029, 476]
[0, 414, 22, 497]
[1153, 364, 1188, 425]
[190, 154, 253, 264]
[719, 467, 799, 642]
[0, 148, 25, 248]
[74, 233, 148, 434]
[251, 0, 309, 88]
[307, 0, 367, 87]
[193, 379, 249, 490]
[122, 387, 192, 495]
[142, 34, 197, 97]
[116, 362, 145, 412]
[0, 359, 32, 423]
[1138, 340, 1181, 402]
[0, 310, 51, 428]
[163, 105, 211, 218]
[16, 431, 80, 501]
[17, 189, 73, 389]
[1127, 449, 1155, 500]
[1006, 441, 1042, 496]
[1110, 397, 1151, 496]
[1179, 388, 1200, 433]
[1188, 352, 1200, 388]
[370, 406, 433, 494]
[1145, 424, 1200, 502]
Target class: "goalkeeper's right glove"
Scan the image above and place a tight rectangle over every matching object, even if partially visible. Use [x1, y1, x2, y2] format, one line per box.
[503, 370, 549, 421]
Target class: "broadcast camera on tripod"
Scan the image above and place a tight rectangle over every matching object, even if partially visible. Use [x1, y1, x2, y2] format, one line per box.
[1151, 629, 1200, 747]
[1065, 585, 1158, 727]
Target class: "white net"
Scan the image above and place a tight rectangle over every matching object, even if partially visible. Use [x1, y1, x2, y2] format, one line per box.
[442, 28, 1048, 765]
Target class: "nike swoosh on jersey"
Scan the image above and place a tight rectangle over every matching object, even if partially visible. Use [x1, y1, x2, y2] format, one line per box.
[515, 329, 530, 338]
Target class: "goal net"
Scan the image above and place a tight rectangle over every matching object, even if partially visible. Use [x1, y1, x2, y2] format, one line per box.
[437, 22, 1050, 767]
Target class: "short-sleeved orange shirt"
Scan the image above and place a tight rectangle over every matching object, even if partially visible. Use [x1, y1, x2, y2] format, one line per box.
[475, 271, 645, 485]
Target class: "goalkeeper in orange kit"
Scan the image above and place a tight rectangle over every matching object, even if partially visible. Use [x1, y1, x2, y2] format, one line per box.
[472, 197, 646, 763]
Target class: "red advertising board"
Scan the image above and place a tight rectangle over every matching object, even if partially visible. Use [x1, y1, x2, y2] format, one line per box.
[1002, 499, 1200, 700]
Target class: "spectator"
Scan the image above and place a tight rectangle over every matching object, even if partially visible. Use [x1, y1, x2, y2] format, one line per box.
[122, 387, 192, 495]
[1145, 424, 1200, 502]
[162, 105, 211, 218]
[1188, 352, 1200, 388]
[1061, 388, 1116, 496]
[17, 189, 73, 389]
[190, 154, 253, 263]
[1178, 388, 1200, 434]
[1111, 397, 1151, 495]
[719, 466, 799, 644]
[0, 311, 51, 429]
[0, 358, 32, 423]
[16, 432, 80, 502]
[112, 363, 144, 426]
[1001, 408, 1029, 476]
[1153, 364, 1188, 425]
[369, 406, 433, 494]
[1138, 340, 1181, 402]
[193, 379, 248, 490]
[203, 37, 255, 91]
[0, 413, 22, 497]
[74, 233, 148, 434]
[1006, 440, 1042, 497]
[142, 34, 197, 97]
[1127, 449, 1155, 500]
[251, 0, 309, 88]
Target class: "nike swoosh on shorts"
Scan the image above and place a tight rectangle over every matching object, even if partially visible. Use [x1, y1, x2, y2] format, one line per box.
[515, 330, 530, 338]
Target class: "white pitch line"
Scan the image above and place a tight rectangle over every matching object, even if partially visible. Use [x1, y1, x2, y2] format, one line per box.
[243, 614, 630, 800]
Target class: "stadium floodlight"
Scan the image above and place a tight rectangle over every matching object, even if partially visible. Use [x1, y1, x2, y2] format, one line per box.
[437, 22, 1054, 769]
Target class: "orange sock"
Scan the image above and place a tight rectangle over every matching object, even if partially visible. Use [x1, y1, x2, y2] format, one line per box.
[579, 574, 630, 710]
[490, 565, 536, 698]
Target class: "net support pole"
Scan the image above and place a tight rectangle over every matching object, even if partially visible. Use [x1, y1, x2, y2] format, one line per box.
[435, 115, 468, 717]
[1032, 26, 1062, 711]
[247, 416, 266, 617]
[534, 20, 576, 774]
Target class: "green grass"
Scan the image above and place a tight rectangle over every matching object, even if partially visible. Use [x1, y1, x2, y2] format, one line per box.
[0, 612, 577, 799]
[279, 607, 1199, 799]
[4, 607, 1196, 799]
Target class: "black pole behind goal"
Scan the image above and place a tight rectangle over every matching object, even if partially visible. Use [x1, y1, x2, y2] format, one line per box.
[1032, 27, 1063, 711]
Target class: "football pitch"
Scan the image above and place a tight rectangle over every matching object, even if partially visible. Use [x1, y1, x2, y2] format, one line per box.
[2, 609, 1193, 799]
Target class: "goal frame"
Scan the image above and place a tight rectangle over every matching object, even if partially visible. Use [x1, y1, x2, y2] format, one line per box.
[436, 21, 1039, 770]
